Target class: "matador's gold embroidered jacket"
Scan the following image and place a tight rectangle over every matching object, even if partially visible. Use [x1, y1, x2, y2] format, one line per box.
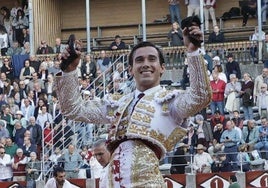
[55, 55, 211, 159]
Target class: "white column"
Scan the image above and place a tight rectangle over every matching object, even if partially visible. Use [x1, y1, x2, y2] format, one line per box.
[86, 0, 91, 53]
[142, 0, 147, 41]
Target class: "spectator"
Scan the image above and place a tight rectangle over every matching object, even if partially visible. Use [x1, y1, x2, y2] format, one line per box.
[45, 166, 73, 188]
[22, 136, 37, 157]
[48, 60, 61, 76]
[96, 50, 111, 73]
[203, 0, 217, 33]
[6, 40, 22, 56]
[29, 55, 41, 73]
[21, 28, 29, 45]
[254, 117, 268, 159]
[10, 0, 22, 19]
[19, 59, 35, 85]
[59, 144, 82, 179]
[14, 120, 26, 148]
[210, 64, 227, 83]
[262, 0, 268, 24]
[168, 22, 183, 46]
[224, 74, 242, 114]
[250, 27, 265, 62]
[53, 37, 66, 54]
[36, 40, 54, 54]
[110, 35, 127, 50]
[232, 110, 244, 129]
[195, 114, 213, 148]
[168, 0, 182, 24]
[240, 73, 254, 120]
[210, 71, 226, 115]
[11, 148, 27, 181]
[185, 0, 200, 17]
[41, 56, 54, 70]
[225, 54, 241, 81]
[25, 152, 41, 183]
[211, 152, 232, 172]
[1, 7, 13, 47]
[92, 139, 111, 186]
[210, 110, 226, 128]
[241, 0, 257, 27]
[0, 146, 12, 181]
[241, 119, 259, 151]
[112, 62, 128, 94]
[5, 137, 18, 158]
[81, 55, 97, 80]
[220, 120, 240, 171]
[43, 121, 53, 154]
[36, 105, 53, 129]
[20, 98, 35, 122]
[27, 72, 45, 94]
[26, 116, 42, 146]
[48, 92, 62, 125]
[33, 83, 47, 107]
[1, 58, 14, 82]
[228, 175, 241, 188]
[208, 25, 225, 43]
[45, 74, 55, 99]
[212, 56, 221, 67]
[208, 122, 224, 156]
[256, 83, 268, 119]
[193, 144, 213, 173]
[170, 142, 188, 174]
[49, 147, 62, 166]
[254, 68, 268, 103]
[0, 24, 9, 56]
[21, 41, 30, 55]
[1, 105, 14, 138]
[183, 122, 198, 154]
[14, 110, 27, 129]
[263, 34, 268, 68]
[12, 9, 28, 47]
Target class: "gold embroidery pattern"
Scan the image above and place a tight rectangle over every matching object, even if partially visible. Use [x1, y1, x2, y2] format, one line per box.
[131, 141, 166, 187]
[128, 124, 186, 152]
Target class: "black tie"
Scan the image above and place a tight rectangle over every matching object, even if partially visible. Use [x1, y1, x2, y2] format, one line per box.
[131, 93, 145, 114]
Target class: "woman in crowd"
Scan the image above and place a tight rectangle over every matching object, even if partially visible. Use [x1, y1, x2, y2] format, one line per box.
[1, 7, 13, 47]
[19, 59, 35, 85]
[1, 58, 14, 82]
[12, 9, 28, 47]
[0, 25, 9, 56]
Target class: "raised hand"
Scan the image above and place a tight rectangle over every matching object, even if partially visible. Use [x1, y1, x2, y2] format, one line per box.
[60, 34, 83, 72]
[181, 16, 203, 52]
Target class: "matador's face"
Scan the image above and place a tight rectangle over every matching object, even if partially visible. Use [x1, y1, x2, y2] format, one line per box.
[129, 46, 165, 92]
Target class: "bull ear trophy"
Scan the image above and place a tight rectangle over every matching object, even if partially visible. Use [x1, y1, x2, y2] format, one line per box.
[181, 15, 203, 48]
[60, 34, 79, 71]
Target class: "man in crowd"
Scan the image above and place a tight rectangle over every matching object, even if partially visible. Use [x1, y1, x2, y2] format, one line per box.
[254, 117, 268, 159]
[220, 120, 240, 171]
[92, 139, 111, 188]
[241, 119, 259, 151]
[45, 166, 74, 188]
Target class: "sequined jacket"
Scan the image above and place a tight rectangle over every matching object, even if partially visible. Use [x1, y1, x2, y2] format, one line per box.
[55, 55, 211, 159]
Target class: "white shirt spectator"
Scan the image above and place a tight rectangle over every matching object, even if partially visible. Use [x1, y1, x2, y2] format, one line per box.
[0, 153, 12, 180]
[45, 177, 78, 188]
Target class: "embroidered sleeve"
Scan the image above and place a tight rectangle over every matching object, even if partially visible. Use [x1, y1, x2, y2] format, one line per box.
[55, 70, 109, 124]
[171, 55, 212, 123]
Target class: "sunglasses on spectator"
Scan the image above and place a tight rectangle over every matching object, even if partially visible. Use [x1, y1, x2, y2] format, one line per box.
[0, 152, 5, 154]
